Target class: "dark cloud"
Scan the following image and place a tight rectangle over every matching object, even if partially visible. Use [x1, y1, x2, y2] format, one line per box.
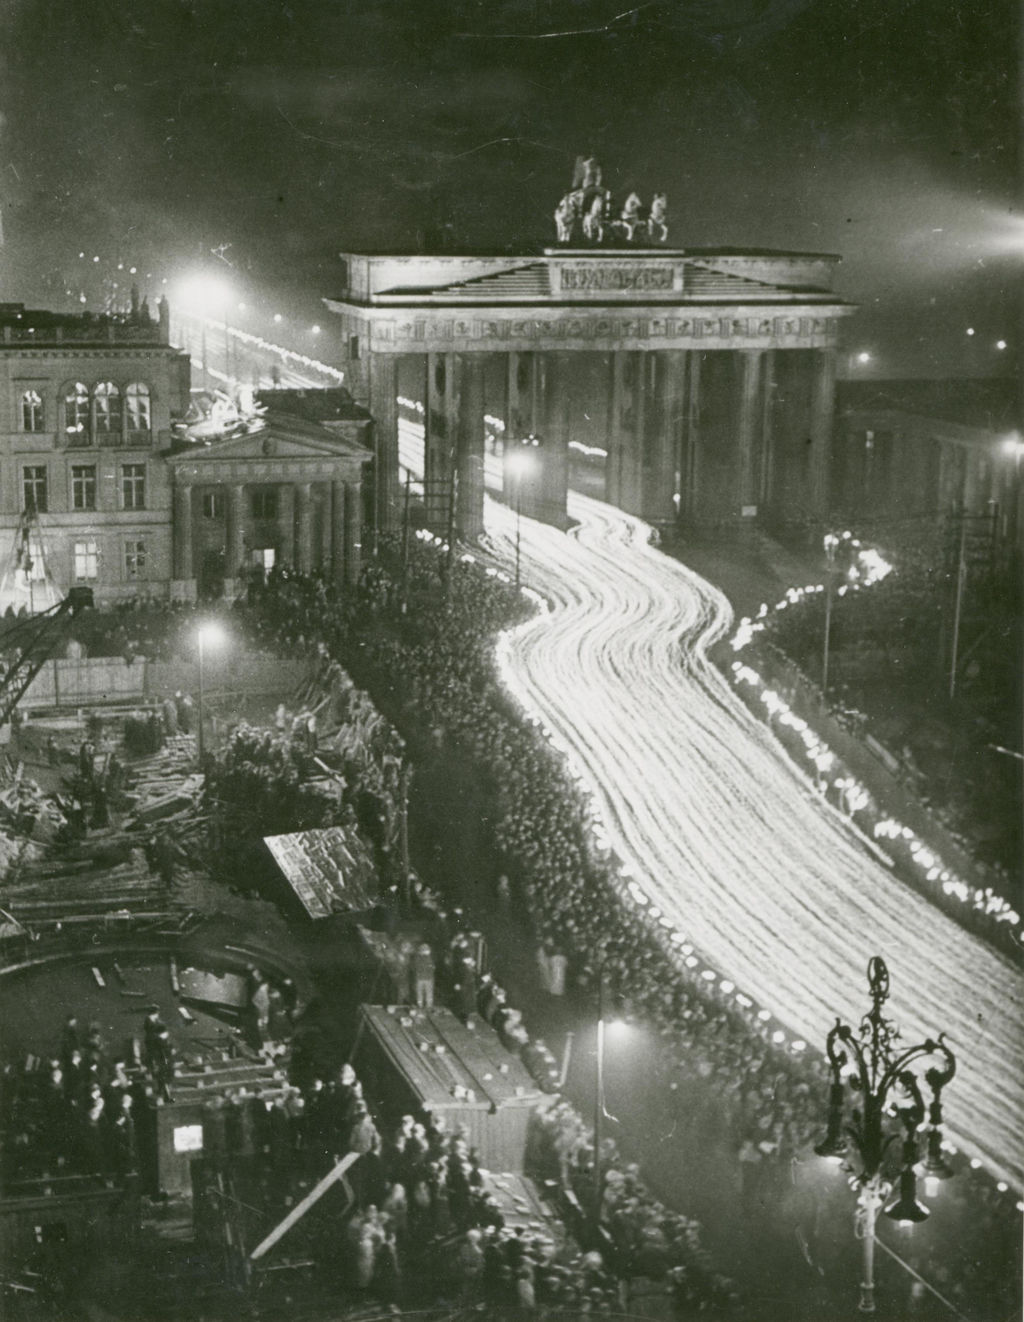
[0, 0, 1016, 374]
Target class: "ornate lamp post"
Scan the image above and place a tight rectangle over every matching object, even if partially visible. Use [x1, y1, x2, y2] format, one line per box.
[815, 956, 956, 1314]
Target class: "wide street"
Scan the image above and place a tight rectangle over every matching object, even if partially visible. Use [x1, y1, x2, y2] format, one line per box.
[480, 488, 1024, 1193]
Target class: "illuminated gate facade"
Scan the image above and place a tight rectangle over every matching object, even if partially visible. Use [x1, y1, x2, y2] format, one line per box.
[325, 249, 855, 537]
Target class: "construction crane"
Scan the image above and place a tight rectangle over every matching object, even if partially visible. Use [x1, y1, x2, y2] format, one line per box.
[0, 586, 94, 728]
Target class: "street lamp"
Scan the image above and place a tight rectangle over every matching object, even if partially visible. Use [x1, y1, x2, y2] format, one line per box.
[815, 956, 957, 1314]
[821, 530, 861, 697]
[592, 970, 630, 1231]
[505, 435, 542, 588]
[196, 622, 226, 766]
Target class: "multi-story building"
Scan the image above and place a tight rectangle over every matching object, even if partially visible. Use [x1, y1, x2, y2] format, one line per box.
[0, 300, 371, 605]
[0, 297, 187, 604]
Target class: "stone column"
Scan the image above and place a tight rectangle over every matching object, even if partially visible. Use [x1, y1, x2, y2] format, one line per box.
[605, 352, 626, 508]
[641, 351, 685, 524]
[331, 478, 347, 586]
[344, 480, 362, 587]
[538, 352, 572, 528]
[808, 348, 836, 517]
[736, 350, 763, 516]
[295, 481, 313, 573]
[680, 351, 701, 522]
[318, 483, 332, 570]
[425, 352, 455, 530]
[225, 483, 245, 580]
[456, 353, 487, 540]
[367, 354, 399, 533]
[758, 350, 776, 508]
[612, 352, 645, 516]
[278, 483, 295, 567]
[172, 484, 193, 581]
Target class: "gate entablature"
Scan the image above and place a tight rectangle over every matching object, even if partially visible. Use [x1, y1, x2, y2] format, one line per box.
[323, 247, 857, 539]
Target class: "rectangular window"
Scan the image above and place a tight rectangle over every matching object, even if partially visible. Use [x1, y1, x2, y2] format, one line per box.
[124, 539, 147, 580]
[251, 489, 278, 520]
[348, 334, 360, 361]
[21, 390, 44, 432]
[121, 463, 146, 510]
[73, 540, 99, 582]
[20, 537, 47, 584]
[71, 465, 97, 511]
[202, 490, 225, 519]
[22, 466, 47, 513]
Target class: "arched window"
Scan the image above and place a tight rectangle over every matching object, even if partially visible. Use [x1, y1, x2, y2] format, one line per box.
[64, 382, 90, 443]
[21, 389, 44, 432]
[125, 382, 151, 435]
[94, 381, 122, 438]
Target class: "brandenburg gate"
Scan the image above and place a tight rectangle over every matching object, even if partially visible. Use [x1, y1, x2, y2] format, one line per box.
[325, 246, 855, 536]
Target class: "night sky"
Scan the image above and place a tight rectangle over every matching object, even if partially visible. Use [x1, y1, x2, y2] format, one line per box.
[0, 0, 1018, 377]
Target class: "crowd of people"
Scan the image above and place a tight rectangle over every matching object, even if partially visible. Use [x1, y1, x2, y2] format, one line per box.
[4, 542, 1014, 1316]
[2, 1010, 153, 1187]
[285, 1056, 635, 1312]
[237, 539, 1018, 1318]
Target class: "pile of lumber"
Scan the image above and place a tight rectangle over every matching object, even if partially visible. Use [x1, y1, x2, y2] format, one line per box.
[2, 838, 170, 920]
[124, 737, 202, 827]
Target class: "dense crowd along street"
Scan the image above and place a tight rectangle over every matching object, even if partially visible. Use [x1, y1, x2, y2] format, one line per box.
[481, 489, 1024, 1191]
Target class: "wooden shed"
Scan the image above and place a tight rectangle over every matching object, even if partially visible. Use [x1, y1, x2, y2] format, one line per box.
[354, 1004, 552, 1174]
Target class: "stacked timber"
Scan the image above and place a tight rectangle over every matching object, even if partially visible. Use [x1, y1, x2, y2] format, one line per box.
[2, 840, 170, 921]
[124, 737, 202, 826]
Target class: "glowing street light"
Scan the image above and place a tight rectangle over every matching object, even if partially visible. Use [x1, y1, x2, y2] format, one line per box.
[966, 327, 975, 336]
[196, 622, 227, 766]
[593, 971, 631, 1229]
[996, 339, 1007, 351]
[505, 435, 542, 588]
[857, 351, 871, 364]
[815, 956, 956, 1314]
[176, 273, 236, 387]
[273, 313, 283, 324]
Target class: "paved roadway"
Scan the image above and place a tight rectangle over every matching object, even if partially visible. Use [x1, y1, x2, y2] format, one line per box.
[480, 488, 1023, 1192]
[172, 311, 344, 392]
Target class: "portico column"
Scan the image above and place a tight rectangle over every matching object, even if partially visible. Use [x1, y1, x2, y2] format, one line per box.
[367, 354, 400, 534]
[758, 350, 776, 508]
[809, 348, 836, 516]
[295, 481, 313, 574]
[539, 352, 572, 528]
[225, 483, 245, 580]
[608, 352, 645, 516]
[641, 351, 685, 523]
[605, 352, 626, 507]
[736, 350, 763, 515]
[278, 483, 295, 567]
[331, 478, 347, 586]
[679, 351, 701, 522]
[456, 353, 487, 540]
[173, 484, 193, 580]
[425, 352, 455, 530]
[344, 481, 362, 587]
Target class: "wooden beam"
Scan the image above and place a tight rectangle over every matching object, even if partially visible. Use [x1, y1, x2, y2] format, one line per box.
[248, 1151, 359, 1262]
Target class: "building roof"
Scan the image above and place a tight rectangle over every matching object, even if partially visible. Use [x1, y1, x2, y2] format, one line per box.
[0, 301, 169, 348]
[838, 379, 1018, 434]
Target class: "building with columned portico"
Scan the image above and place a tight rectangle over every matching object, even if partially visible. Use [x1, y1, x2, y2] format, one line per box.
[325, 247, 856, 537]
[0, 298, 371, 605]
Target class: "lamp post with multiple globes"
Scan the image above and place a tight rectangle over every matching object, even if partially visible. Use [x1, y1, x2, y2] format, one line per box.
[815, 956, 956, 1314]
